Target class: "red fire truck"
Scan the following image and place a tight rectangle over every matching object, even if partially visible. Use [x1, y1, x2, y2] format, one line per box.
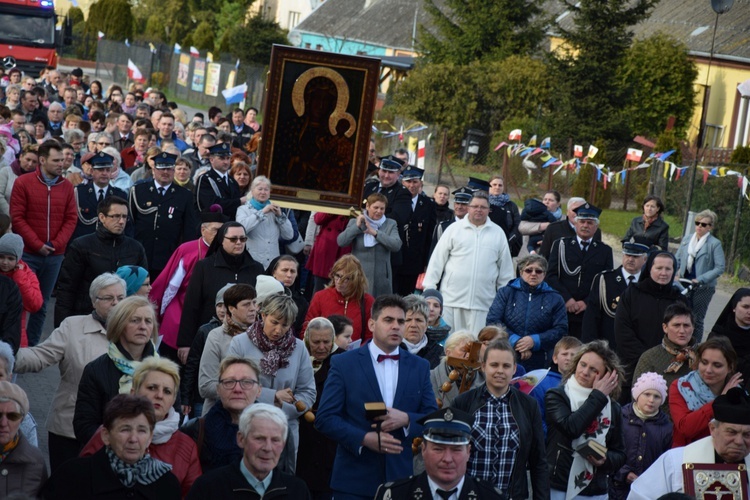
[0, 0, 58, 76]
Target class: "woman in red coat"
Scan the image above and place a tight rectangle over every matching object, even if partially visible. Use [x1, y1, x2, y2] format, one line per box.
[80, 357, 201, 497]
[0, 234, 42, 347]
[304, 254, 374, 343]
[306, 212, 351, 295]
[669, 336, 742, 447]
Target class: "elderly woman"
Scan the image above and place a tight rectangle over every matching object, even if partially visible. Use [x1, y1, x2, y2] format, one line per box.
[486, 254, 567, 371]
[230, 161, 252, 196]
[236, 175, 294, 270]
[488, 175, 521, 255]
[453, 340, 549, 498]
[181, 357, 262, 471]
[81, 358, 202, 497]
[0, 382, 47, 497]
[43, 394, 180, 499]
[116, 265, 151, 297]
[337, 192, 402, 297]
[709, 288, 750, 382]
[430, 329, 479, 408]
[0, 342, 37, 446]
[632, 303, 697, 417]
[227, 293, 316, 473]
[304, 254, 375, 343]
[73, 296, 160, 448]
[267, 255, 309, 335]
[401, 294, 443, 369]
[623, 195, 669, 251]
[130, 145, 161, 183]
[615, 251, 685, 401]
[675, 209, 726, 341]
[15, 273, 126, 471]
[198, 284, 257, 415]
[669, 336, 741, 447]
[177, 221, 264, 354]
[545, 340, 627, 500]
[297, 317, 344, 496]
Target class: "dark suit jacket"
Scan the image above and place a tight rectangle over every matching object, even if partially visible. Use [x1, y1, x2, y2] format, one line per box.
[129, 181, 200, 272]
[195, 168, 243, 219]
[315, 344, 438, 498]
[398, 192, 436, 274]
[539, 218, 602, 260]
[546, 237, 613, 323]
[374, 471, 503, 500]
[72, 183, 131, 240]
[581, 266, 632, 348]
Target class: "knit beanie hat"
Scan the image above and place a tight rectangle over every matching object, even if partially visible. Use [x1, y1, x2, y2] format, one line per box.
[0, 233, 23, 260]
[0, 381, 29, 415]
[422, 289, 443, 312]
[255, 275, 284, 307]
[115, 265, 149, 296]
[631, 371, 667, 402]
[215, 283, 235, 306]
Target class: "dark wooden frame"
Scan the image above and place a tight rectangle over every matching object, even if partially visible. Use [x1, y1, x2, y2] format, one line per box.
[257, 45, 381, 215]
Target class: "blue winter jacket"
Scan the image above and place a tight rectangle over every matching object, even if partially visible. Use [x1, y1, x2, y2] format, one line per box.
[486, 277, 568, 370]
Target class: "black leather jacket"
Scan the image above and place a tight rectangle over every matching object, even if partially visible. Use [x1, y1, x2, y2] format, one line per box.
[544, 386, 626, 495]
[452, 385, 549, 500]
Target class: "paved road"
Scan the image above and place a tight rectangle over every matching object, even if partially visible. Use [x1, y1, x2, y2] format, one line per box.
[17, 67, 736, 464]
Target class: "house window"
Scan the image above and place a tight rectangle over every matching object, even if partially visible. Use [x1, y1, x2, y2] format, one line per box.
[288, 11, 300, 28]
[316, 44, 323, 50]
[703, 123, 725, 149]
[734, 96, 750, 147]
[304, 43, 311, 49]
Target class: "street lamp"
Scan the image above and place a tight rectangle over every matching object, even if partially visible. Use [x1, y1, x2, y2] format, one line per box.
[682, 0, 734, 235]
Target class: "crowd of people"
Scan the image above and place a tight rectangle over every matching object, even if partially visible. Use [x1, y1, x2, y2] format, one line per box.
[0, 65, 747, 499]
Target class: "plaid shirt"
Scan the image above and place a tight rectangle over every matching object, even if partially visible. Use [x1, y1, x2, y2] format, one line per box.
[468, 387, 520, 492]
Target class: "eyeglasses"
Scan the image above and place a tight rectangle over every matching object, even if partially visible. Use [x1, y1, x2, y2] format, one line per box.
[104, 214, 128, 221]
[695, 221, 712, 228]
[96, 295, 125, 304]
[97, 142, 112, 146]
[0, 412, 23, 422]
[225, 236, 248, 243]
[523, 268, 545, 275]
[219, 379, 259, 390]
[468, 205, 489, 210]
[333, 273, 351, 283]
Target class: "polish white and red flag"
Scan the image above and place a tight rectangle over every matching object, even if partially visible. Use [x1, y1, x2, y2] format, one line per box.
[127, 59, 146, 83]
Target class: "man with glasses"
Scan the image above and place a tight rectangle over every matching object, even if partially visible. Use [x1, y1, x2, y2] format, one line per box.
[423, 191, 515, 333]
[71, 152, 130, 240]
[129, 152, 199, 281]
[54, 196, 147, 326]
[547, 203, 613, 339]
[62, 128, 85, 169]
[10, 141, 76, 346]
[196, 142, 246, 219]
[93, 132, 113, 153]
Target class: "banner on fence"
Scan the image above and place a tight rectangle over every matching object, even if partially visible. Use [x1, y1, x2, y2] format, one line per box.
[177, 54, 190, 87]
[192, 60, 205, 92]
[205, 63, 221, 97]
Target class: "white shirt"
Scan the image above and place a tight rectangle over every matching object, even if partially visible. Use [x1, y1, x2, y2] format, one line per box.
[576, 235, 591, 251]
[621, 268, 640, 283]
[411, 194, 418, 211]
[428, 476, 464, 500]
[368, 342, 399, 407]
[154, 180, 172, 193]
[211, 168, 228, 184]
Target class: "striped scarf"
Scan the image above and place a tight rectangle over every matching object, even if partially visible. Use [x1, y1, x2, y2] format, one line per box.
[106, 447, 172, 487]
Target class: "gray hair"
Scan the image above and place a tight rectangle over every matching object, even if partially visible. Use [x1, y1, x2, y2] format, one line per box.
[567, 197, 586, 211]
[238, 403, 288, 441]
[305, 317, 334, 340]
[63, 128, 84, 144]
[0, 341, 14, 375]
[695, 209, 718, 227]
[6, 84, 20, 95]
[89, 272, 127, 304]
[403, 294, 429, 321]
[261, 293, 298, 326]
[97, 132, 114, 144]
[251, 175, 271, 191]
[517, 254, 548, 274]
[48, 102, 63, 111]
[101, 146, 121, 168]
[443, 330, 476, 356]
[470, 191, 489, 204]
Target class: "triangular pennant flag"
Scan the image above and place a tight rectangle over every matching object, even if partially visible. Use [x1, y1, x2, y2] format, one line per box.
[528, 135, 537, 147]
[190, 46, 200, 57]
[124, 38, 130, 47]
[703, 169, 710, 185]
[207, 52, 214, 62]
[235, 58, 240, 70]
[508, 129, 522, 141]
[174, 43, 182, 54]
[540, 137, 551, 149]
[588, 145, 599, 159]
[542, 157, 558, 168]
[626, 148, 643, 162]
[149, 42, 156, 53]
[494, 141, 508, 151]
[97, 31, 105, 40]
[660, 150, 676, 161]
[573, 145, 583, 158]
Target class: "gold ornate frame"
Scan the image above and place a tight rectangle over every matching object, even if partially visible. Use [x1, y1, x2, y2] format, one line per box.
[257, 45, 381, 215]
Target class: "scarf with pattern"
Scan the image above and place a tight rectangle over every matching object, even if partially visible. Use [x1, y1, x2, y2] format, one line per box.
[106, 446, 172, 487]
[662, 336, 696, 374]
[107, 342, 158, 394]
[247, 319, 296, 377]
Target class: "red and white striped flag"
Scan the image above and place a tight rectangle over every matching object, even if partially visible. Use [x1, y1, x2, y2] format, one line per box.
[626, 148, 643, 162]
[417, 140, 426, 170]
[508, 129, 522, 141]
[127, 59, 146, 83]
[190, 46, 200, 57]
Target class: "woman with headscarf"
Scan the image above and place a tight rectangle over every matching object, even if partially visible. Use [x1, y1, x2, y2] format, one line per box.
[615, 251, 685, 402]
[709, 288, 750, 383]
[226, 293, 315, 474]
[675, 209, 726, 341]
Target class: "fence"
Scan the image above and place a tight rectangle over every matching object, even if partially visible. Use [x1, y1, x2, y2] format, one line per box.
[94, 39, 266, 110]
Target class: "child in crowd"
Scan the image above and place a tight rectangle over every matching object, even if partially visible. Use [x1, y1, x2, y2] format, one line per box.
[521, 198, 558, 254]
[423, 288, 451, 345]
[0, 233, 42, 347]
[529, 336, 583, 434]
[329, 314, 353, 351]
[610, 372, 672, 499]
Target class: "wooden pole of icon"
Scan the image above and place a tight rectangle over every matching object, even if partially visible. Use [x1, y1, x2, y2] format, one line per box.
[623, 159, 632, 211]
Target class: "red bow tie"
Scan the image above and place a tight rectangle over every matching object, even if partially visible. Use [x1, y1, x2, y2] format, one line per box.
[377, 354, 400, 363]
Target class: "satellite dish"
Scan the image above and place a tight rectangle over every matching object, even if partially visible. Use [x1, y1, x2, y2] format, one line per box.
[711, 0, 733, 15]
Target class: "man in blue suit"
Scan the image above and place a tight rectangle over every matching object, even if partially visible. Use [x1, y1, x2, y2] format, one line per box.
[316, 295, 438, 499]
